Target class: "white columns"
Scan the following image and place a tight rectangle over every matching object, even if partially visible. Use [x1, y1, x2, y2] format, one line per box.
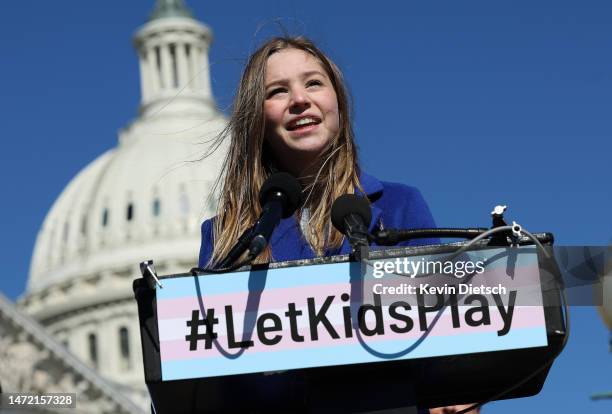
[160, 43, 172, 90]
[189, 45, 201, 90]
[199, 46, 212, 97]
[138, 49, 151, 102]
[151, 46, 162, 95]
[133, 19, 215, 113]
[176, 41, 189, 90]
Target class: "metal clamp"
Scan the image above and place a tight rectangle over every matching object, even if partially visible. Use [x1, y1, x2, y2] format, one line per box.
[510, 221, 523, 246]
[139, 260, 163, 289]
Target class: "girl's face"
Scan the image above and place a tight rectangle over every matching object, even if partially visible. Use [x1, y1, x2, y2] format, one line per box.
[263, 48, 340, 176]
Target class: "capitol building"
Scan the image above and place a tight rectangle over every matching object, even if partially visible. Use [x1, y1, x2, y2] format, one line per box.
[0, 1, 226, 412]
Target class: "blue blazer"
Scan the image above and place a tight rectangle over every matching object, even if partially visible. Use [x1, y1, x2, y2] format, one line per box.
[198, 172, 438, 268]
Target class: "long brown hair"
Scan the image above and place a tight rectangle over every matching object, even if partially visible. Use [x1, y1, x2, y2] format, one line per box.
[208, 36, 363, 266]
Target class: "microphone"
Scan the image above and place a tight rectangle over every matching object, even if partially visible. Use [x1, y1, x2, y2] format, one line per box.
[247, 172, 303, 259]
[331, 194, 372, 261]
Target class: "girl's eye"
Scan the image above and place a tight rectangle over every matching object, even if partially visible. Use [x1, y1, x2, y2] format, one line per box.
[267, 88, 287, 98]
[307, 79, 323, 87]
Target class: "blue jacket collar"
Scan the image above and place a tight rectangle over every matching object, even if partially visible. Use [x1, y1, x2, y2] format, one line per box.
[357, 171, 384, 199]
[356, 171, 384, 233]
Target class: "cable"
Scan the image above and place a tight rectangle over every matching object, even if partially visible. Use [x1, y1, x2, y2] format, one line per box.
[445, 225, 551, 261]
[362, 224, 566, 412]
[454, 285, 569, 414]
[433, 225, 565, 414]
[364, 225, 551, 281]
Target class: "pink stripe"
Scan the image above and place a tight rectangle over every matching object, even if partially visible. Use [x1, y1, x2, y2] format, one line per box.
[160, 306, 545, 362]
[158, 283, 352, 319]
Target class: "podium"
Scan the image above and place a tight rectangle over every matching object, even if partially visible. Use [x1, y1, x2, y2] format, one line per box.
[133, 236, 566, 413]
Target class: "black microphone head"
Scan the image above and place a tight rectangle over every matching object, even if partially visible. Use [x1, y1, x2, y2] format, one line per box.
[259, 172, 303, 218]
[331, 194, 372, 234]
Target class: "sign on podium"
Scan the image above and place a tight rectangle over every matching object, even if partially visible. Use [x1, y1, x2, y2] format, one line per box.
[134, 237, 566, 413]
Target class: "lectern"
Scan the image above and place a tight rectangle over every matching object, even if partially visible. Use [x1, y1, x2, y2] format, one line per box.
[134, 236, 566, 413]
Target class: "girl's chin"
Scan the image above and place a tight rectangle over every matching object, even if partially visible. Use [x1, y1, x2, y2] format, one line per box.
[275, 147, 330, 175]
[287, 135, 330, 152]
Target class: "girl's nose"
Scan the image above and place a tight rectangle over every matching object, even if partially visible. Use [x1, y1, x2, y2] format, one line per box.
[290, 87, 310, 109]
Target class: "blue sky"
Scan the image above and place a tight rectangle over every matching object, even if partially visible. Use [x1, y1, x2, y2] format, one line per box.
[0, 0, 610, 412]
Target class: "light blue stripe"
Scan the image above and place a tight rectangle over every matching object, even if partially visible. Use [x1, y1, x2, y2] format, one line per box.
[161, 326, 548, 380]
[158, 262, 353, 300]
[158, 247, 540, 300]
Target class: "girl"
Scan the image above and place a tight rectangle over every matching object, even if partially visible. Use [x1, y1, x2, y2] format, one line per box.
[198, 36, 478, 414]
[199, 36, 437, 269]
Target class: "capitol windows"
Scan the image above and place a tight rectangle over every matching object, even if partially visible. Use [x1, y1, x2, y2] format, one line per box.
[169, 43, 179, 88]
[88, 333, 98, 368]
[119, 326, 131, 370]
[80, 215, 87, 235]
[102, 208, 109, 227]
[152, 198, 161, 217]
[126, 202, 134, 222]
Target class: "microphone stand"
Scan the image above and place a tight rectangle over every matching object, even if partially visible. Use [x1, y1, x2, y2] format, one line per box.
[372, 228, 489, 246]
[217, 226, 257, 269]
[344, 214, 370, 262]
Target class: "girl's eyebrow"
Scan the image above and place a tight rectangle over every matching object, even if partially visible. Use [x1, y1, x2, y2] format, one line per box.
[266, 70, 326, 88]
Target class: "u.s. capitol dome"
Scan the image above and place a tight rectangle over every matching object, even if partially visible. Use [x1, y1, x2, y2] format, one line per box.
[16, 0, 226, 406]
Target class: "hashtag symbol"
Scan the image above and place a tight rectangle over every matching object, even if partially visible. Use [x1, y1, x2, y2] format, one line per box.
[185, 309, 218, 350]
